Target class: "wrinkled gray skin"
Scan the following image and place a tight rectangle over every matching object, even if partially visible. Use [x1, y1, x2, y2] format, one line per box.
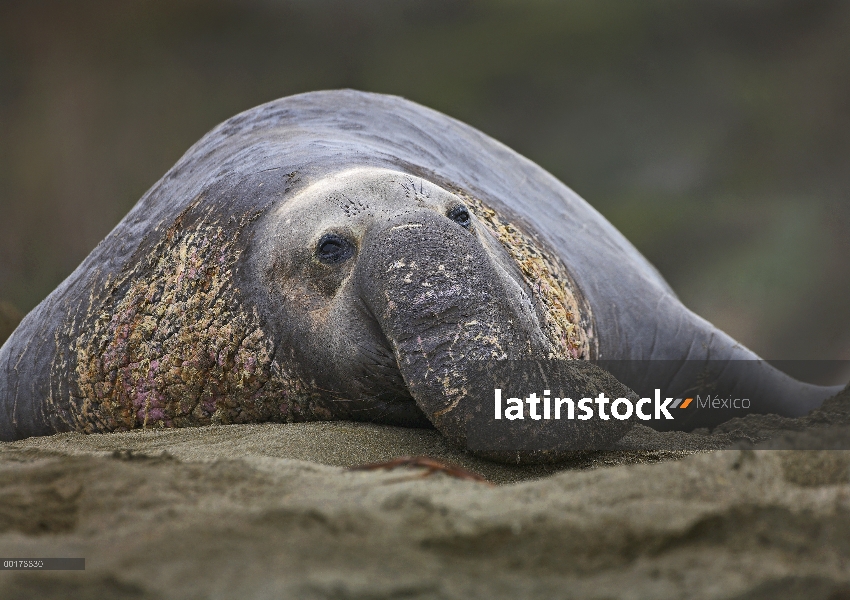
[0, 90, 840, 462]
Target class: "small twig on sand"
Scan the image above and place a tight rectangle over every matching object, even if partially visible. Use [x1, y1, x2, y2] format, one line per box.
[349, 456, 491, 484]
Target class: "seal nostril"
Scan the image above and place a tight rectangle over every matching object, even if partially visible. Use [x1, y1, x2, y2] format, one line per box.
[316, 233, 354, 264]
[447, 205, 471, 228]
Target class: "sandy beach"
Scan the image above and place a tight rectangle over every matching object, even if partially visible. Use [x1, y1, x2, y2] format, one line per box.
[0, 386, 848, 599]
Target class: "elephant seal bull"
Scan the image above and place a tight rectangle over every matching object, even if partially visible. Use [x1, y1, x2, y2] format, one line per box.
[0, 90, 839, 462]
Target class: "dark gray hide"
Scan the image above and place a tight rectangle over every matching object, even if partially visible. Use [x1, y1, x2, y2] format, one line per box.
[0, 90, 839, 459]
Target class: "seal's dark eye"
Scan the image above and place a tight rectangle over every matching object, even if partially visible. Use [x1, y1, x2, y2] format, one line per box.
[447, 205, 471, 228]
[316, 233, 354, 264]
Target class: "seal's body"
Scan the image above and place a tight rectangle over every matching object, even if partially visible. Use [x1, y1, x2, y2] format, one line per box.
[0, 91, 838, 462]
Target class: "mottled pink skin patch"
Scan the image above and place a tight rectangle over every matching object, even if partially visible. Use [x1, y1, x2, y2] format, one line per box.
[61, 209, 320, 434]
[459, 192, 596, 360]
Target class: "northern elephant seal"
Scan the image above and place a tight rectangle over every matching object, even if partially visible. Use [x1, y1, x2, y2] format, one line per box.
[0, 90, 840, 462]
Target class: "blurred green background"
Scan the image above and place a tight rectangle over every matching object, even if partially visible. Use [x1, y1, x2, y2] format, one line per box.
[1, 0, 848, 361]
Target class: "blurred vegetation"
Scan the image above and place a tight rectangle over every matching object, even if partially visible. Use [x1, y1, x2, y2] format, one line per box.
[0, 302, 23, 346]
[0, 0, 848, 360]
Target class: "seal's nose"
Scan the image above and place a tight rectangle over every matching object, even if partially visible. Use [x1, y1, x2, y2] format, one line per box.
[355, 207, 551, 359]
[357, 209, 485, 324]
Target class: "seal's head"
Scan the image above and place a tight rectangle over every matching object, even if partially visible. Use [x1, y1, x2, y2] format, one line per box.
[250, 168, 631, 461]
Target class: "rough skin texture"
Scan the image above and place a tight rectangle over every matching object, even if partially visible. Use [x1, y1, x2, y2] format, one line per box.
[51, 200, 324, 434]
[460, 191, 596, 360]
